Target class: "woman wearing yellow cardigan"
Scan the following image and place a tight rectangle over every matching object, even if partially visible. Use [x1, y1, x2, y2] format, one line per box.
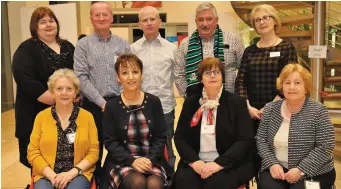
[27, 68, 99, 189]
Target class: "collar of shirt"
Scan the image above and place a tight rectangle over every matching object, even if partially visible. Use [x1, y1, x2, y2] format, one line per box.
[199, 29, 216, 42]
[95, 31, 112, 42]
[140, 33, 163, 47]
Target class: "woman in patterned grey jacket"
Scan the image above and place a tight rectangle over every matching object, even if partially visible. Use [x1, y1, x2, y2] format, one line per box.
[256, 63, 335, 189]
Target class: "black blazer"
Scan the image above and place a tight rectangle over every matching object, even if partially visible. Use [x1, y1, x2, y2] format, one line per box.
[174, 91, 254, 170]
[12, 38, 74, 139]
[103, 93, 167, 167]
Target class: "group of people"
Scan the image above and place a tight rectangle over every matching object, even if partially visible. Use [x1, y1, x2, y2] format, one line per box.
[11, 1, 335, 189]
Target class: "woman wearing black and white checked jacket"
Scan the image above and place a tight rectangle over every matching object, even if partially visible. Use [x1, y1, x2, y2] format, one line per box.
[256, 64, 335, 189]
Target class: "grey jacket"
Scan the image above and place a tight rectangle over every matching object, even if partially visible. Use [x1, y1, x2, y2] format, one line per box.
[256, 98, 335, 178]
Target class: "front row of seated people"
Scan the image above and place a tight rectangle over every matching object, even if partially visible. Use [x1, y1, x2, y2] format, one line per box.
[27, 54, 336, 189]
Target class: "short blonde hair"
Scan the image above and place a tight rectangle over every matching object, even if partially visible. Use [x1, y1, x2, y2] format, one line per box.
[277, 63, 312, 96]
[48, 68, 80, 94]
[250, 4, 281, 33]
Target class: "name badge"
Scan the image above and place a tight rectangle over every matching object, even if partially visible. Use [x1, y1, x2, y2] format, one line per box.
[270, 51, 280, 57]
[304, 180, 320, 189]
[202, 124, 215, 134]
[66, 132, 76, 144]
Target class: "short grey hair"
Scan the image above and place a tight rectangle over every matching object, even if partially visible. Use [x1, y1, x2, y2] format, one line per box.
[138, 6, 160, 21]
[196, 2, 218, 18]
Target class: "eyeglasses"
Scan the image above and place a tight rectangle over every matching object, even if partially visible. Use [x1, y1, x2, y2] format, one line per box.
[203, 70, 221, 76]
[253, 15, 274, 25]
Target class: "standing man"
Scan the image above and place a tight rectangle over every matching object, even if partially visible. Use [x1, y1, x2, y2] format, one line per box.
[73, 1, 130, 185]
[130, 6, 177, 179]
[174, 2, 245, 98]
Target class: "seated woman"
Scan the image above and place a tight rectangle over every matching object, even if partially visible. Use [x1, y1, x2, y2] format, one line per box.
[174, 57, 254, 189]
[103, 54, 168, 189]
[256, 63, 335, 189]
[27, 68, 99, 189]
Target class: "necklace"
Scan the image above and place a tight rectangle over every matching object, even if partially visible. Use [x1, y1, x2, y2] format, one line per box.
[259, 37, 278, 48]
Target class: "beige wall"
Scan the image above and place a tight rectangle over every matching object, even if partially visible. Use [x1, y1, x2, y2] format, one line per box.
[77, 1, 240, 35]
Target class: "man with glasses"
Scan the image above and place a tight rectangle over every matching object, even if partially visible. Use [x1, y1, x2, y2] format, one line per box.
[73, 1, 131, 186]
[174, 2, 245, 98]
[130, 6, 177, 181]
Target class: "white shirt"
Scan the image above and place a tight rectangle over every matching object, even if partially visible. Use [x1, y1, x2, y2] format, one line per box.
[274, 103, 290, 168]
[131, 34, 177, 113]
[199, 108, 219, 162]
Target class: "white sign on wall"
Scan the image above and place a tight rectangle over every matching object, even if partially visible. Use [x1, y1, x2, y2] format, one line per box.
[20, 3, 78, 46]
[308, 45, 327, 59]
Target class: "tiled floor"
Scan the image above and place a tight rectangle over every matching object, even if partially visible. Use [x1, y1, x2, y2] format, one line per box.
[1, 97, 341, 188]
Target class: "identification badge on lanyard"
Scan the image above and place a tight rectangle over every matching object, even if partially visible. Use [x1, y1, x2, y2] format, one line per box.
[304, 180, 320, 189]
[66, 132, 76, 144]
[270, 51, 280, 57]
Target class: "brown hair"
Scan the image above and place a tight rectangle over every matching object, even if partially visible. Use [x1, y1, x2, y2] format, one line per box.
[115, 54, 143, 74]
[198, 57, 225, 82]
[30, 7, 61, 43]
[277, 63, 312, 96]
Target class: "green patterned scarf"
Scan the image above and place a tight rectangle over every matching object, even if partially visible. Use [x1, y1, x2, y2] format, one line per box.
[185, 26, 224, 88]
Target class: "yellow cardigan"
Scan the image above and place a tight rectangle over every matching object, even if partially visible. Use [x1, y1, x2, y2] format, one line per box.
[27, 107, 99, 182]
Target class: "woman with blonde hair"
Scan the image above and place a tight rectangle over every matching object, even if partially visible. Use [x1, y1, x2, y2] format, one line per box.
[28, 69, 99, 189]
[256, 63, 335, 189]
[235, 4, 298, 178]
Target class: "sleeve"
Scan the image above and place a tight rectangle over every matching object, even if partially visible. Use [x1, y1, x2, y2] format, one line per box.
[174, 98, 201, 163]
[124, 40, 131, 53]
[83, 113, 99, 165]
[233, 34, 245, 69]
[297, 105, 335, 177]
[213, 97, 254, 169]
[235, 48, 249, 98]
[103, 102, 136, 165]
[27, 112, 49, 174]
[255, 102, 280, 170]
[174, 39, 188, 98]
[73, 40, 105, 107]
[148, 97, 167, 165]
[12, 43, 47, 100]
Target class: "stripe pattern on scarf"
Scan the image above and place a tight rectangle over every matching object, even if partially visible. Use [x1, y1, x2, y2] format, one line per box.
[185, 26, 225, 88]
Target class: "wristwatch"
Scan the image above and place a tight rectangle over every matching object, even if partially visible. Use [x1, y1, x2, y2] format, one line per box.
[74, 166, 83, 175]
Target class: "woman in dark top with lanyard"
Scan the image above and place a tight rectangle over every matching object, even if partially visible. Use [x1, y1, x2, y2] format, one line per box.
[12, 6, 74, 172]
[234, 4, 297, 179]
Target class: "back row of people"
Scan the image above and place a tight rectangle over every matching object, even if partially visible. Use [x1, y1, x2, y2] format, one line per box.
[11, 1, 335, 189]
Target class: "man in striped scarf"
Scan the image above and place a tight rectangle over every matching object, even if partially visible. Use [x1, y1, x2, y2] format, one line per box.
[174, 2, 245, 98]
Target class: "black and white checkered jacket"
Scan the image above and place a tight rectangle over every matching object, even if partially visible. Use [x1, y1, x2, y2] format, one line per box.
[256, 98, 335, 178]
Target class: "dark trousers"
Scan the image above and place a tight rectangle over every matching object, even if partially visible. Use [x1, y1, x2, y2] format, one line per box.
[252, 119, 261, 180]
[164, 110, 175, 176]
[258, 168, 336, 189]
[174, 159, 254, 189]
[82, 97, 108, 186]
[18, 137, 32, 169]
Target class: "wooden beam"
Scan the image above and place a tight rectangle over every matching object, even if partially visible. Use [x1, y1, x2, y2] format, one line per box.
[232, 2, 313, 11]
[281, 14, 314, 26]
[278, 30, 312, 37]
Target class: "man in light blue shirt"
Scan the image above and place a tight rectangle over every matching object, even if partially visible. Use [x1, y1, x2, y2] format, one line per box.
[73, 2, 130, 185]
[131, 6, 177, 176]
